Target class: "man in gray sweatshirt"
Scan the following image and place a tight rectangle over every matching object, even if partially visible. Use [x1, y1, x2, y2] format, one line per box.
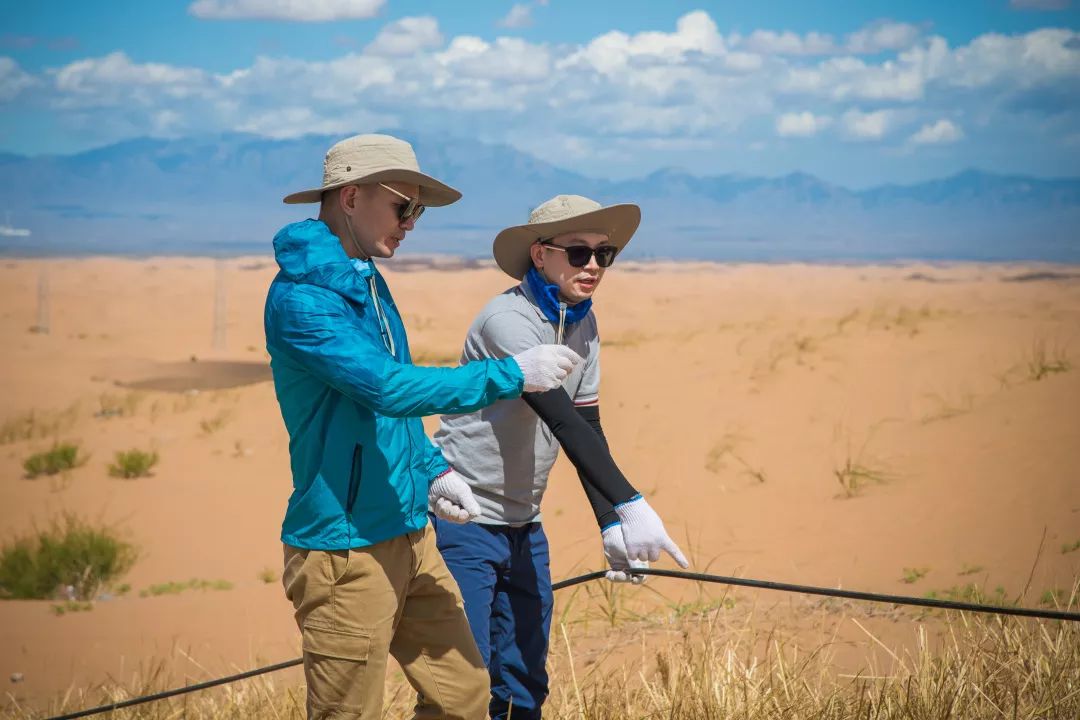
[426, 194, 688, 720]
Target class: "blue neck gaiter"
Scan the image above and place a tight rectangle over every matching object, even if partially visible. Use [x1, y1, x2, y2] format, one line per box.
[525, 266, 592, 325]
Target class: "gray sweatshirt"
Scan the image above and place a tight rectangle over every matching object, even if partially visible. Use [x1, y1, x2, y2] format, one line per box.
[433, 280, 600, 525]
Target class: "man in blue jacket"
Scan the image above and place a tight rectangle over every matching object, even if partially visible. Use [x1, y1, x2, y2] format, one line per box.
[265, 134, 581, 719]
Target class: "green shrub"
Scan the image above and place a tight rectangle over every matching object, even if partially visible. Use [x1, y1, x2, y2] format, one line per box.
[0, 515, 137, 600]
[23, 442, 84, 478]
[108, 448, 159, 478]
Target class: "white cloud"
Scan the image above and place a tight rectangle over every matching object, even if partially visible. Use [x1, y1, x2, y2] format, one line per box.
[435, 36, 551, 82]
[782, 55, 928, 101]
[189, 0, 384, 22]
[910, 119, 963, 144]
[845, 21, 921, 54]
[498, 4, 533, 29]
[0, 57, 36, 101]
[737, 30, 836, 56]
[841, 108, 894, 140]
[51, 52, 210, 106]
[945, 29, 1080, 88]
[9, 11, 1078, 167]
[365, 16, 443, 56]
[561, 10, 724, 75]
[732, 21, 920, 56]
[776, 111, 831, 137]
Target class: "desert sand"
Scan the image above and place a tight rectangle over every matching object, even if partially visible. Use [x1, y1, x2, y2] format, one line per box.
[1, 256, 1078, 710]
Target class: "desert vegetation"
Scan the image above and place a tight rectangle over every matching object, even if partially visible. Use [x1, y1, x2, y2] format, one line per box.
[0, 515, 136, 602]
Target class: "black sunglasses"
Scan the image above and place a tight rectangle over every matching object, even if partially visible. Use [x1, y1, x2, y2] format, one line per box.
[540, 241, 619, 268]
[378, 183, 425, 224]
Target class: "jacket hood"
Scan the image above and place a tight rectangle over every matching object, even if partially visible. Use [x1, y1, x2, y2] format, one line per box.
[273, 219, 371, 306]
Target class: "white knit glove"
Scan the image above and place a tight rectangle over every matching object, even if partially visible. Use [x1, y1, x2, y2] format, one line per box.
[429, 469, 480, 524]
[512, 345, 582, 393]
[614, 496, 690, 567]
[602, 524, 648, 584]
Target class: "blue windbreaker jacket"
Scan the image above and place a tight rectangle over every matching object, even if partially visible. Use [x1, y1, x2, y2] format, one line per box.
[265, 219, 524, 550]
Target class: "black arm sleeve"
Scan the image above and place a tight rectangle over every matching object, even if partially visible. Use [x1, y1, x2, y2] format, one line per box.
[521, 390, 638, 529]
[574, 405, 620, 530]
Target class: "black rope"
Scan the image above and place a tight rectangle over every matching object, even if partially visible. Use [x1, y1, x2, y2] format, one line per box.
[44, 567, 1080, 720]
[44, 659, 304, 720]
[618, 568, 1080, 622]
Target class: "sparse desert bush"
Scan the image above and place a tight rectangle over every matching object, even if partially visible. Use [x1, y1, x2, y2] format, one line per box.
[0, 515, 137, 600]
[199, 410, 232, 435]
[1026, 338, 1071, 381]
[920, 390, 975, 423]
[139, 578, 233, 597]
[866, 303, 946, 336]
[108, 449, 159, 478]
[833, 427, 893, 498]
[0, 403, 80, 445]
[900, 567, 929, 584]
[257, 567, 279, 584]
[23, 442, 84, 478]
[1062, 539, 1080, 554]
[95, 391, 143, 419]
[834, 456, 891, 498]
[51, 600, 94, 616]
[998, 337, 1073, 387]
[705, 434, 766, 484]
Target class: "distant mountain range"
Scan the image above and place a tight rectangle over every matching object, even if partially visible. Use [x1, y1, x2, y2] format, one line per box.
[1, 131, 1078, 261]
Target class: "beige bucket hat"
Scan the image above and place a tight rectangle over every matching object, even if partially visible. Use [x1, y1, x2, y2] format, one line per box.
[493, 194, 641, 280]
[283, 133, 461, 206]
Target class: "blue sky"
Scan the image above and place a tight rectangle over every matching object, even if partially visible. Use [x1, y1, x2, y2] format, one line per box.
[1, 0, 1078, 186]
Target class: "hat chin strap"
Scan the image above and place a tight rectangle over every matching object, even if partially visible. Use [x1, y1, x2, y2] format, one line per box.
[343, 213, 370, 261]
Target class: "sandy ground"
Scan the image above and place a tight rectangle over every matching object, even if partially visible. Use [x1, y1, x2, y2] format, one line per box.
[1, 256, 1078, 709]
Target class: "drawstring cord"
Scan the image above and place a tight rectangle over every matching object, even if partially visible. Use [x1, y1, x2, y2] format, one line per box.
[368, 273, 396, 357]
[343, 214, 395, 357]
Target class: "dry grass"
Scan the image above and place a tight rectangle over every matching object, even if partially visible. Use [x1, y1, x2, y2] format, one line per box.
[705, 433, 767, 484]
[0, 404, 80, 445]
[5, 585, 1077, 719]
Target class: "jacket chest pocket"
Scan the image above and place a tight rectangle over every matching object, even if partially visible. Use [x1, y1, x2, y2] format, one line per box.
[346, 443, 363, 514]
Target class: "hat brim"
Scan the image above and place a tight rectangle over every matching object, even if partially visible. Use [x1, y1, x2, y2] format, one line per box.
[493, 203, 641, 280]
[282, 168, 462, 206]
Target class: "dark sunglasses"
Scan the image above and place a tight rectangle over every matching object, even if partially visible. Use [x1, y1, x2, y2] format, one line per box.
[379, 183, 425, 224]
[540, 241, 619, 268]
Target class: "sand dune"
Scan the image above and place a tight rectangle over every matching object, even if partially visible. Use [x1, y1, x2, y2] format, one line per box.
[1, 257, 1078, 709]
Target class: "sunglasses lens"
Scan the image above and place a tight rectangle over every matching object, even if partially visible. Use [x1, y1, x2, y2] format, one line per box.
[595, 247, 617, 267]
[565, 247, 592, 267]
[400, 201, 425, 223]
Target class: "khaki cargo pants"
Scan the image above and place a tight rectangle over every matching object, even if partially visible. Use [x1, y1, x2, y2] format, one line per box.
[283, 526, 490, 719]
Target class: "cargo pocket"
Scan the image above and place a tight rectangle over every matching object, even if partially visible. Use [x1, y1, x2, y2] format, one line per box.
[302, 624, 373, 662]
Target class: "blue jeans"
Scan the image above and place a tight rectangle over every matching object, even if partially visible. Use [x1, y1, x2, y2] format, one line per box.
[430, 514, 552, 720]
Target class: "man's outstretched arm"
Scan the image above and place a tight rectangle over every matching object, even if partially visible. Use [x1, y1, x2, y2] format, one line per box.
[522, 390, 688, 567]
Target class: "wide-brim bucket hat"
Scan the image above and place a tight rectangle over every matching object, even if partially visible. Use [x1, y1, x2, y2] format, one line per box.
[283, 133, 461, 206]
[493, 194, 640, 280]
